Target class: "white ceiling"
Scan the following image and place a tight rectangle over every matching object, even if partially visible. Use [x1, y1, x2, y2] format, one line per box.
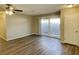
[0, 4, 63, 15]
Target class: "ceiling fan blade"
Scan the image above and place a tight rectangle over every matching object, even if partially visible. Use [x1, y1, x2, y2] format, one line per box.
[5, 4, 23, 13]
[6, 4, 12, 6]
[15, 10, 23, 12]
[5, 4, 14, 10]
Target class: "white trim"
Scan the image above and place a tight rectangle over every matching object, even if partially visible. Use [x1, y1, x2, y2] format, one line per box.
[7, 34, 32, 41]
[61, 40, 79, 46]
[7, 33, 41, 41]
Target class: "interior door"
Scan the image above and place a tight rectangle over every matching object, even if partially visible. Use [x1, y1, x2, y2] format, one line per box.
[64, 13, 79, 45]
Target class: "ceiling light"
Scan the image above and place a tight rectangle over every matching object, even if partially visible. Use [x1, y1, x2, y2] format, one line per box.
[8, 11, 13, 15]
[5, 11, 9, 14]
[5, 10, 13, 15]
[5, 6, 14, 15]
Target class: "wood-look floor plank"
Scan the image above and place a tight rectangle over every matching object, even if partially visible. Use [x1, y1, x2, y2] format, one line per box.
[0, 35, 79, 55]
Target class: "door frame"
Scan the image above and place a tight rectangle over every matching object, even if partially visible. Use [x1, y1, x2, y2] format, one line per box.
[39, 15, 62, 40]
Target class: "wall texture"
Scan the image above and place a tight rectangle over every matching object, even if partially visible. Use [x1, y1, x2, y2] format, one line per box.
[6, 14, 33, 40]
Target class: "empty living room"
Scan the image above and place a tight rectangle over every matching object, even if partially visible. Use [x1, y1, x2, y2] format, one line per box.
[0, 4, 79, 55]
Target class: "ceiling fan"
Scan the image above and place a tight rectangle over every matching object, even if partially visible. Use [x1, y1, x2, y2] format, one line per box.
[5, 4, 23, 15]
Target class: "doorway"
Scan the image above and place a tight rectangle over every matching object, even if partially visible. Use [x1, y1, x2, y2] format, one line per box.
[40, 16, 60, 39]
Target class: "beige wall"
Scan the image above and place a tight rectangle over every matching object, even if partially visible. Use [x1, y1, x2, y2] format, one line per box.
[0, 12, 6, 40]
[32, 16, 39, 34]
[61, 7, 79, 46]
[6, 14, 33, 40]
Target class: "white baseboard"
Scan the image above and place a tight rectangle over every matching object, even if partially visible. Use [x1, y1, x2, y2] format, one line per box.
[6, 33, 41, 41]
[61, 40, 79, 46]
[7, 34, 32, 41]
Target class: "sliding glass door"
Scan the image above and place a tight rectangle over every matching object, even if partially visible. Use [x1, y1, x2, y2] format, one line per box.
[40, 18, 49, 36]
[50, 18, 60, 38]
[40, 16, 60, 39]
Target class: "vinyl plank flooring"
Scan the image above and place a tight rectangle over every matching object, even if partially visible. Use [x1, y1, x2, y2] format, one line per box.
[0, 35, 79, 55]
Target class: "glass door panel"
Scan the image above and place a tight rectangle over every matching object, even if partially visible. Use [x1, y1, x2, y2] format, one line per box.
[40, 19, 49, 36]
[50, 18, 60, 38]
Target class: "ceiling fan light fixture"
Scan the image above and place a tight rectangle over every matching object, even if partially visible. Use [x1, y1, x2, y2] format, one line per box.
[8, 11, 13, 15]
[5, 10, 13, 15]
[5, 11, 8, 14]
